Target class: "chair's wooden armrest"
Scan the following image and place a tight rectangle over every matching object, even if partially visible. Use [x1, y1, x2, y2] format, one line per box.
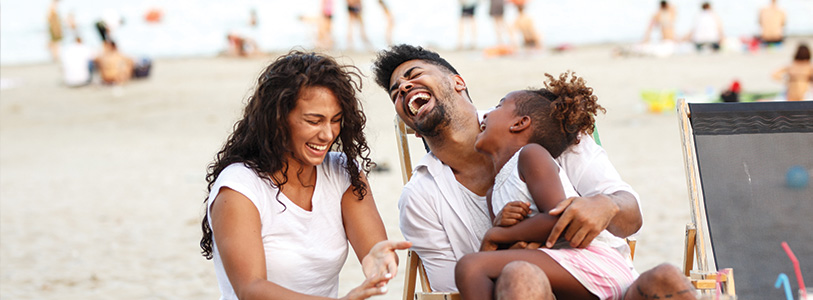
[415, 292, 461, 300]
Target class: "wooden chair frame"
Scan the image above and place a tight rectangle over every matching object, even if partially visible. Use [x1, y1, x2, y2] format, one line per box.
[396, 116, 460, 300]
[677, 99, 736, 296]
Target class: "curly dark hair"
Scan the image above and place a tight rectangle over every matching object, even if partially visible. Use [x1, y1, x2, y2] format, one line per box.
[371, 44, 460, 91]
[514, 71, 606, 158]
[199, 51, 373, 260]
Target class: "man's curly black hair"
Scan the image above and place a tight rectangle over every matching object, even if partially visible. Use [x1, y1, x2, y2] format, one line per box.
[372, 44, 460, 91]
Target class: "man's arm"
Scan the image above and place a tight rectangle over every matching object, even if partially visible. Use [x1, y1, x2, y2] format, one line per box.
[549, 136, 643, 248]
[599, 190, 642, 237]
[398, 184, 460, 292]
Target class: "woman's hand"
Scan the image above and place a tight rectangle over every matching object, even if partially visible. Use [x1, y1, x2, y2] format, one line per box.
[361, 240, 412, 280]
[340, 273, 392, 300]
[493, 201, 531, 227]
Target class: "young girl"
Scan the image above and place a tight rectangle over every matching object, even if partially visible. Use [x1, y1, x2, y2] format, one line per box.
[455, 72, 638, 300]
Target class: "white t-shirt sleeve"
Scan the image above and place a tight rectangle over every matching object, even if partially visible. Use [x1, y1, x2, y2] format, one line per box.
[558, 136, 642, 216]
[322, 152, 352, 190]
[399, 182, 460, 292]
[207, 164, 268, 218]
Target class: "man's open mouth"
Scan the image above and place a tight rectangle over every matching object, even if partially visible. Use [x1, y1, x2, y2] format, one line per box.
[408, 92, 431, 116]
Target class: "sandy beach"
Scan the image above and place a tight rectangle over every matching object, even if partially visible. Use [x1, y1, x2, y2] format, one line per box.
[0, 39, 806, 299]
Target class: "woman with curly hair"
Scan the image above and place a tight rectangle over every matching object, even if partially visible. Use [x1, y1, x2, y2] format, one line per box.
[199, 51, 410, 300]
[455, 72, 638, 300]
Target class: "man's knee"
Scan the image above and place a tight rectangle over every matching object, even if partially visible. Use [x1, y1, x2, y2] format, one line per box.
[626, 263, 696, 300]
[495, 261, 554, 300]
[640, 263, 688, 285]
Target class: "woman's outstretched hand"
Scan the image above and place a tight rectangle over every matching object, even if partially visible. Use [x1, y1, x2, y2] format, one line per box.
[341, 272, 393, 300]
[361, 240, 412, 280]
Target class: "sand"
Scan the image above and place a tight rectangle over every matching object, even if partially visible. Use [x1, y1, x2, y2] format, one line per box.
[0, 39, 805, 299]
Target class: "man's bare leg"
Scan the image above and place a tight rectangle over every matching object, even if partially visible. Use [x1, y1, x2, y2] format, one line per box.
[625, 263, 697, 300]
[495, 261, 554, 300]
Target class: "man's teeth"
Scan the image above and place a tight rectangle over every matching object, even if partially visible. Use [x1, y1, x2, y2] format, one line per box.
[408, 94, 430, 115]
[308, 143, 327, 151]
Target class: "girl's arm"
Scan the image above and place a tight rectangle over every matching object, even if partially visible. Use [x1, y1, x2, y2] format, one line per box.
[517, 144, 568, 213]
[342, 172, 411, 279]
[212, 187, 391, 300]
[481, 144, 566, 246]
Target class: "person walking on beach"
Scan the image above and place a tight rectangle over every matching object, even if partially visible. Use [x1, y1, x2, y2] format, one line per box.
[458, 0, 479, 50]
[643, 1, 676, 43]
[455, 72, 638, 300]
[346, 0, 373, 51]
[489, 0, 511, 47]
[759, 0, 786, 46]
[47, 0, 63, 62]
[372, 44, 696, 299]
[773, 44, 813, 101]
[199, 51, 410, 300]
[319, 0, 335, 49]
[378, 0, 394, 46]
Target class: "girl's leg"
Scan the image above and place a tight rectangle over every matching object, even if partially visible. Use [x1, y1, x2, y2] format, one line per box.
[455, 249, 597, 300]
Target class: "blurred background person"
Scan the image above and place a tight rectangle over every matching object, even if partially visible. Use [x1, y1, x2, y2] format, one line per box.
[249, 8, 258, 28]
[320, 0, 335, 49]
[512, 2, 542, 51]
[643, 1, 676, 43]
[489, 0, 511, 47]
[46, 0, 63, 62]
[95, 9, 123, 44]
[66, 10, 79, 38]
[759, 0, 786, 47]
[378, 0, 394, 46]
[772, 43, 812, 101]
[96, 41, 133, 85]
[61, 36, 95, 87]
[346, 0, 372, 51]
[225, 32, 259, 57]
[686, 2, 724, 53]
[458, 0, 479, 50]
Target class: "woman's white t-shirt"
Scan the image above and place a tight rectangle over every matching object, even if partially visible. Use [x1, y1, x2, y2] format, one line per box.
[207, 152, 352, 299]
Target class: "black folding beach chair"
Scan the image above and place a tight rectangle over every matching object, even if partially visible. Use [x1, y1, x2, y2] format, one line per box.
[677, 99, 813, 299]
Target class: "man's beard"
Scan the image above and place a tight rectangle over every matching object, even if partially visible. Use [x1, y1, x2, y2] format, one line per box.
[412, 81, 454, 137]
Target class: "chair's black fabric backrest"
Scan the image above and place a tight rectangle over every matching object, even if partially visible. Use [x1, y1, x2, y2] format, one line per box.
[690, 101, 813, 299]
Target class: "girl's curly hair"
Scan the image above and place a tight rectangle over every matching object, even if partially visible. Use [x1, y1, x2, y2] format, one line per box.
[514, 71, 605, 158]
[199, 51, 373, 259]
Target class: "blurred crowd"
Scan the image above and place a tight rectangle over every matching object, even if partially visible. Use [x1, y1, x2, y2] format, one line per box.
[43, 0, 810, 99]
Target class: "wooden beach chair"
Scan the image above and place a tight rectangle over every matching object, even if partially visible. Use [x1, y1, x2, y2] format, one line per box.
[677, 99, 813, 299]
[395, 116, 636, 300]
[395, 116, 461, 300]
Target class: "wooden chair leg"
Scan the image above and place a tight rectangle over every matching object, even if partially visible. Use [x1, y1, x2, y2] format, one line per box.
[684, 223, 696, 277]
[626, 237, 637, 261]
[403, 250, 419, 300]
[723, 268, 735, 296]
